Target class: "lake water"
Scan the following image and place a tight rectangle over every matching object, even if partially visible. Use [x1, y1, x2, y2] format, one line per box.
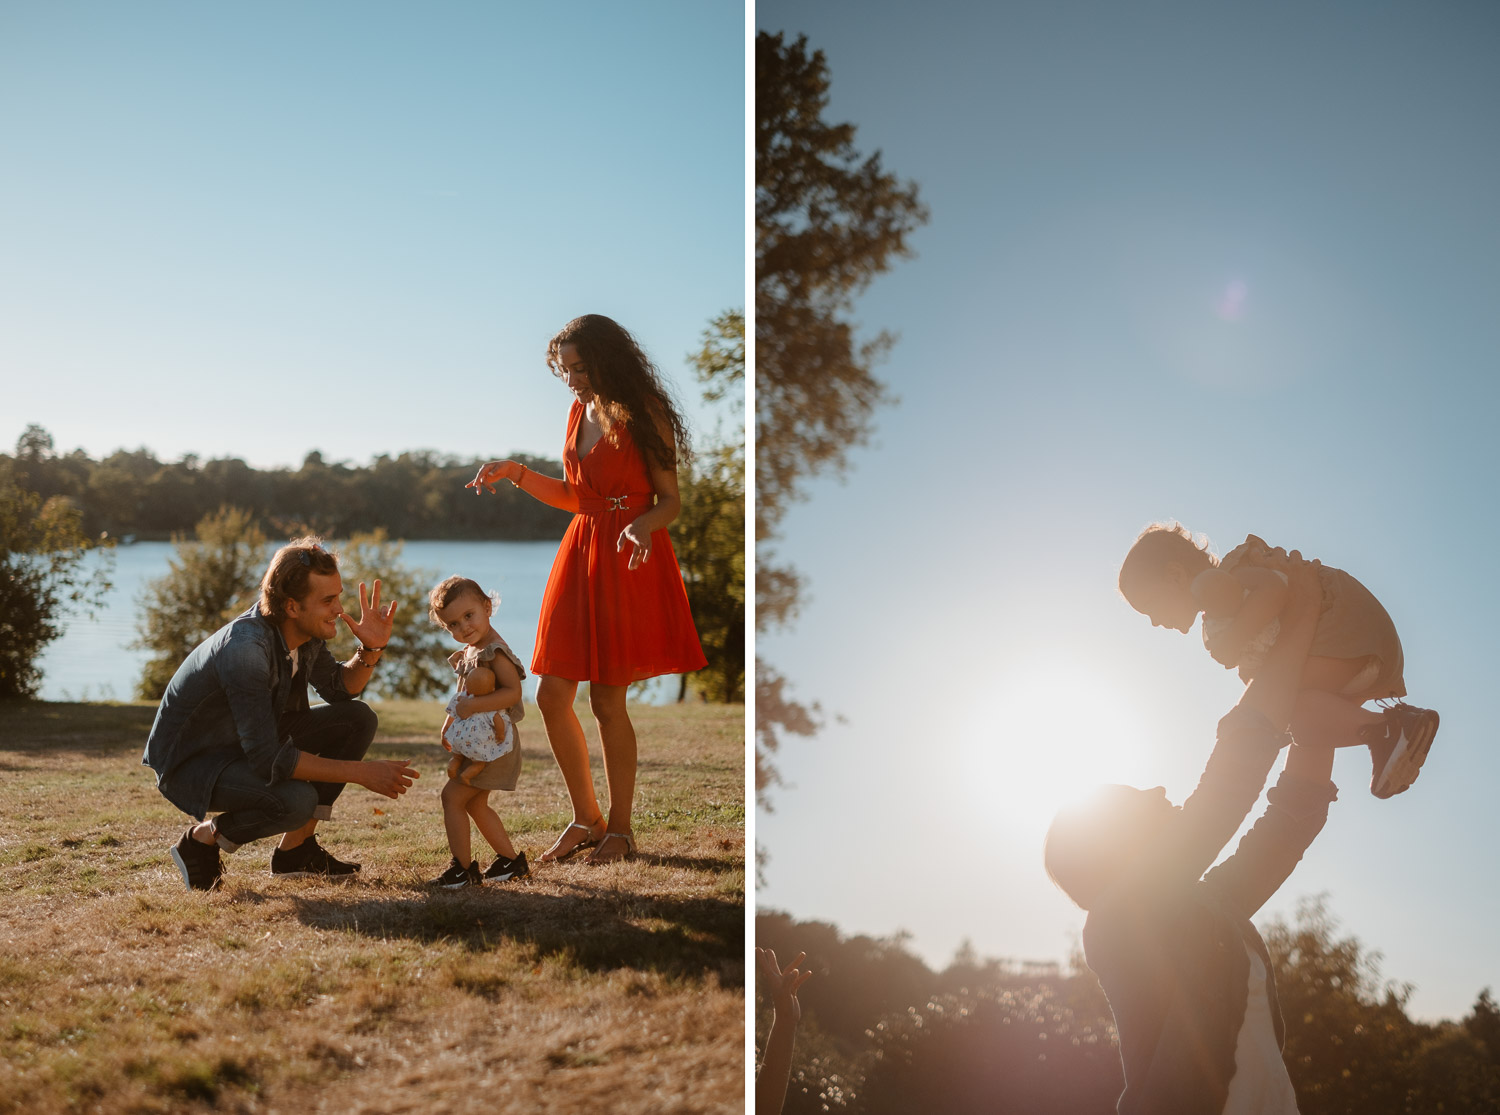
[34, 539, 615, 702]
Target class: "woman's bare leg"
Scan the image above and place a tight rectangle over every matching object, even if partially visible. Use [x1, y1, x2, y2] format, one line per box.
[535, 674, 604, 861]
[586, 682, 638, 864]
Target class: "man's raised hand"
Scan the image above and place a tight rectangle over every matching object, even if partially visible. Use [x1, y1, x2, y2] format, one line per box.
[341, 579, 397, 648]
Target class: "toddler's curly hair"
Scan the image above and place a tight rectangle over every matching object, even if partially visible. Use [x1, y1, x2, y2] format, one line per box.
[427, 575, 495, 626]
[1117, 522, 1217, 608]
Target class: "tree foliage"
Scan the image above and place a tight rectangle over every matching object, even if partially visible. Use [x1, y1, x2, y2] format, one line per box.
[756, 30, 927, 542]
[0, 456, 113, 699]
[1265, 894, 1500, 1114]
[757, 910, 1119, 1115]
[689, 307, 746, 409]
[133, 507, 268, 700]
[755, 30, 928, 810]
[0, 431, 571, 543]
[677, 310, 746, 703]
[758, 898, 1500, 1115]
[324, 530, 449, 700]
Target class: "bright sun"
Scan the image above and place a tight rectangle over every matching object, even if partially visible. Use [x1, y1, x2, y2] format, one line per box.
[969, 657, 1151, 833]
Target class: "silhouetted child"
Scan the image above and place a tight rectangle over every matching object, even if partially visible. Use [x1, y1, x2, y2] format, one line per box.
[1119, 525, 1438, 797]
[425, 575, 529, 888]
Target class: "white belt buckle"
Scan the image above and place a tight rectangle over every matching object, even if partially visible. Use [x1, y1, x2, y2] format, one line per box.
[607, 495, 628, 511]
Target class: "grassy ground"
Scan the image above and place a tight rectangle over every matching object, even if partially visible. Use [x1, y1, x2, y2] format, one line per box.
[0, 698, 746, 1114]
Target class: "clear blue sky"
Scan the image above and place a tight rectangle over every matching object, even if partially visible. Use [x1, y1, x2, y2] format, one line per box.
[0, 1, 744, 468]
[757, 0, 1499, 1021]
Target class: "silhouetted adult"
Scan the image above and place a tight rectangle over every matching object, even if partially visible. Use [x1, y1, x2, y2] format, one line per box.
[142, 537, 417, 890]
[1046, 558, 1335, 1113]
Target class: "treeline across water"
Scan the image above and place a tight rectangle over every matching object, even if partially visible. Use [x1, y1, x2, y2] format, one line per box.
[3, 421, 745, 703]
[758, 900, 1500, 1114]
[4, 425, 571, 541]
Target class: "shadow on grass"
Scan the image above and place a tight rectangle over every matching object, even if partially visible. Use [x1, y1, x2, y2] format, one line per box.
[0, 703, 447, 761]
[0, 700, 158, 754]
[283, 887, 744, 985]
[640, 851, 745, 873]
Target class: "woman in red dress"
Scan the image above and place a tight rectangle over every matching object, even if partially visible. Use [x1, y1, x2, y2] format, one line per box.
[468, 315, 707, 864]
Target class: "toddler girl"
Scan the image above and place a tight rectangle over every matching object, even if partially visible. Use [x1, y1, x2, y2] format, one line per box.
[444, 662, 504, 786]
[426, 575, 530, 888]
[1118, 525, 1439, 797]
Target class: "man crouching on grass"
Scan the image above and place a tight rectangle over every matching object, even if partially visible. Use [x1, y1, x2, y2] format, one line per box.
[142, 537, 418, 890]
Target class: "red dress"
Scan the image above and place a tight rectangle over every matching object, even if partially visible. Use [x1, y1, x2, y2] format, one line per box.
[531, 401, 707, 685]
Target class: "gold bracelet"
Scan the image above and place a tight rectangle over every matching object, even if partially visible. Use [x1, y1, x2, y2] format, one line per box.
[514, 465, 528, 489]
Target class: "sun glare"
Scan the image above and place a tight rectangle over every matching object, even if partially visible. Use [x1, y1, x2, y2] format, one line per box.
[969, 658, 1150, 834]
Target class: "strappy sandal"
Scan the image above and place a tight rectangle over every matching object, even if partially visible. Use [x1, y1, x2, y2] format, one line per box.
[536, 820, 604, 864]
[586, 831, 636, 865]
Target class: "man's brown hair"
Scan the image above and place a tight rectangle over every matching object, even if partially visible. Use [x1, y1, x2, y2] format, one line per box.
[259, 537, 340, 621]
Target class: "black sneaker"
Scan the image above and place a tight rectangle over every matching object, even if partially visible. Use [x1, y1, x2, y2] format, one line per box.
[170, 827, 223, 891]
[482, 852, 529, 882]
[270, 835, 361, 878]
[429, 857, 483, 889]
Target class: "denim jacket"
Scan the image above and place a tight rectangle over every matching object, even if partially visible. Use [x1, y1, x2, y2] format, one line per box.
[141, 606, 355, 819]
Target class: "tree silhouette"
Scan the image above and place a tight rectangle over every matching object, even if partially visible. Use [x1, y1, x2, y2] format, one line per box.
[755, 31, 928, 816]
[760, 901, 1500, 1115]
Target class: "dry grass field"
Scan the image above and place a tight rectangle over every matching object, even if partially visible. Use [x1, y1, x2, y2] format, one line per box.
[0, 698, 746, 1114]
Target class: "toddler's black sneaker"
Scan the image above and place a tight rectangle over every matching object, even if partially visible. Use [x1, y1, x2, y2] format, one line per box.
[270, 835, 361, 878]
[483, 852, 529, 882]
[170, 827, 224, 891]
[429, 857, 483, 889]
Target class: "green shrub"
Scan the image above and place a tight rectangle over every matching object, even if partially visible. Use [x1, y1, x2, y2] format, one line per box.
[0, 467, 113, 699]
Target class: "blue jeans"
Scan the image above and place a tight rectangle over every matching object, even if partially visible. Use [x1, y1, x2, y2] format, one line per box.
[208, 702, 378, 850]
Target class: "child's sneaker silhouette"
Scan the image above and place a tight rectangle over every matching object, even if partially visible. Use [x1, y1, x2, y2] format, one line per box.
[1363, 703, 1439, 798]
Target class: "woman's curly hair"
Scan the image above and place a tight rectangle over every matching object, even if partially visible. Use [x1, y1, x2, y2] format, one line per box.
[546, 315, 692, 471]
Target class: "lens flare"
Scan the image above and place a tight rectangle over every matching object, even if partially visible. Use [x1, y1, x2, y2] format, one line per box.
[1216, 279, 1248, 321]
